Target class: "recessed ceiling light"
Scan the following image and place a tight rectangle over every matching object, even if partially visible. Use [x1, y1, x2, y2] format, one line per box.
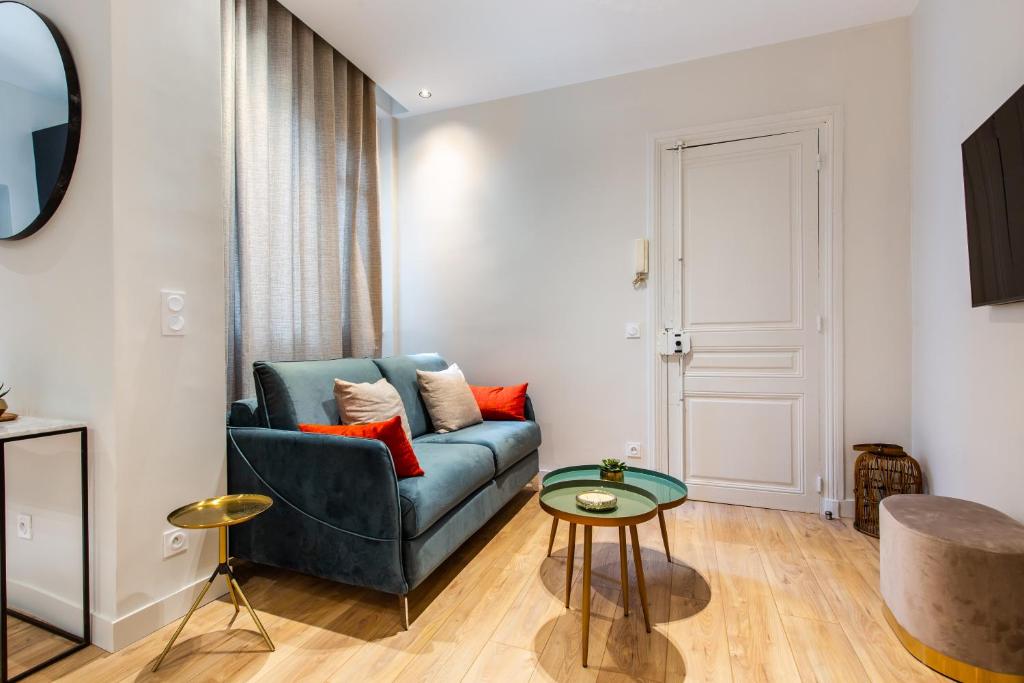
[418, 89, 432, 99]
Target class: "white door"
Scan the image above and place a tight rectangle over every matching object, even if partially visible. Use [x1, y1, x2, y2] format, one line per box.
[665, 129, 822, 512]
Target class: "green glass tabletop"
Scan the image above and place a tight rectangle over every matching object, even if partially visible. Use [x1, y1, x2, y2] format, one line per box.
[539, 480, 658, 525]
[543, 465, 687, 509]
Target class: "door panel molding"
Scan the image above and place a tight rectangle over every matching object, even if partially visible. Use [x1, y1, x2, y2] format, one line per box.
[648, 107, 844, 516]
[687, 346, 803, 378]
[682, 143, 804, 331]
[684, 391, 804, 493]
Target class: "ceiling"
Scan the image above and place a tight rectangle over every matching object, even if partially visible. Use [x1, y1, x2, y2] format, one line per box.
[281, 0, 917, 117]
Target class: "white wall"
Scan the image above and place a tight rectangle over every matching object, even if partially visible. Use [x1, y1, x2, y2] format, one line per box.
[108, 0, 225, 644]
[397, 20, 912, 500]
[0, 0, 224, 651]
[0, 0, 118, 642]
[0, 81, 66, 235]
[910, 1, 1024, 521]
[6, 434, 85, 634]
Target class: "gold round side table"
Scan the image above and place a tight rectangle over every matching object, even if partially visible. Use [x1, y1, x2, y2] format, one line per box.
[153, 494, 276, 671]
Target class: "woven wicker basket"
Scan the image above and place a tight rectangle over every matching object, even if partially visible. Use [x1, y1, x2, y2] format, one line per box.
[853, 443, 923, 537]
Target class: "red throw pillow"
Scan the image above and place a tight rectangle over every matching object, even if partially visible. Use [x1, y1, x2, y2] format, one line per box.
[469, 383, 528, 421]
[299, 416, 424, 477]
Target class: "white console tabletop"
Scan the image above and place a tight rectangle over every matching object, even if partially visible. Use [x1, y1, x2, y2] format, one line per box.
[0, 416, 87, 441]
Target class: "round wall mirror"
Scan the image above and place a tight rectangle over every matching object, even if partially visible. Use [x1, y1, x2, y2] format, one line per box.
[0, 1, 80, 241]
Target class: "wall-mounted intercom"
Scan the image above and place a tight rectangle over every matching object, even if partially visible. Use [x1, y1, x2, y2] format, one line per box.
[632, 238, 648, 287]
[658, 328, 691, 356]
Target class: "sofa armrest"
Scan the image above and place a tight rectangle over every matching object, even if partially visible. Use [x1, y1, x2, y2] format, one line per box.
[228, 398, 261, 427]
[227, 427, 402, 541]
[524, 394, 537, 422]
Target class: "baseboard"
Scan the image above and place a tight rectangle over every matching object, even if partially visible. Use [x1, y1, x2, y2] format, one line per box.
[840, 498, 856, 518]
[7, 579, 83, 636]
[91, 571, 228, 652]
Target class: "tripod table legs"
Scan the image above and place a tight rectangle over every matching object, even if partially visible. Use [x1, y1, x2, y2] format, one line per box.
[153, 526, 274, 672]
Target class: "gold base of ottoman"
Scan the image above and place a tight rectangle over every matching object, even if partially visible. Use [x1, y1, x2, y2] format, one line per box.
[883, 605, 1024, 683]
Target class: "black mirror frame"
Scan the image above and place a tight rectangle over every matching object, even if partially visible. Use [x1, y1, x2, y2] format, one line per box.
[0, 1, 81, 241]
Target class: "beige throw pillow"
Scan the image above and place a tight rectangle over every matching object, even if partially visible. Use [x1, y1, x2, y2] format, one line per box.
[333, 378, 412, 439]
[417, 363, 482, 433]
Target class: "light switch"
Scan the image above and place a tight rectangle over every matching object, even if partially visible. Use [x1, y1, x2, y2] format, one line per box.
[625, 322, 641, 339]
[161, 290, 186, 336]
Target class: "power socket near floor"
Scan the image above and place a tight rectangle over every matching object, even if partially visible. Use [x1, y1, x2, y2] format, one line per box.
[16, 514, 32, 540]
[625, 442, 642, 460]
[163, 529, 188, 558]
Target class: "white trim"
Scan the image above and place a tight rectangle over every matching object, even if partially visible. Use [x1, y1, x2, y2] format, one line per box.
[90, 572, 227, 652]
[7, 579, 83, 636]
[648, 106, 845, 509]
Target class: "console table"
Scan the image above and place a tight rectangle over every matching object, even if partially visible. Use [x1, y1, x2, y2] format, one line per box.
[0, 418, 89, 682]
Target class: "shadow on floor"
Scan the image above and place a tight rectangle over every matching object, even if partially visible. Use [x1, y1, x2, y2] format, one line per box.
[132, 628, 271, 681]
[539, 541, 712, 624]
[140, 487, 540, 667]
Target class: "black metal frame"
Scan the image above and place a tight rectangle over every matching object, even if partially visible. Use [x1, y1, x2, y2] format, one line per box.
[0, 427, 89, 682]
[0, 1, 82, 242]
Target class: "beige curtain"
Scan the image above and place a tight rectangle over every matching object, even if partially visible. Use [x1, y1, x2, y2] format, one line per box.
[223, 0, 382, 400]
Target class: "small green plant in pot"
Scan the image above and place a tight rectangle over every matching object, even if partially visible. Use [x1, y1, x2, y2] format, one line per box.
[600, 458, 628, 483]
[0, 383, 10, 418]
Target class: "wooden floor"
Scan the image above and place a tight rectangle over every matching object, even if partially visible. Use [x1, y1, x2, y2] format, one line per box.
[26, 490, 944, 682]
[7, 614, 78, 679]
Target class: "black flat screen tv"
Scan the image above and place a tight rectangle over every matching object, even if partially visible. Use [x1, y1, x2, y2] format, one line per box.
[962, 83, 1024, 306]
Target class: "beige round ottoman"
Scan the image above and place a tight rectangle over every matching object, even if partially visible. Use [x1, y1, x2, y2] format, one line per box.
[880, 494, 1024, 682]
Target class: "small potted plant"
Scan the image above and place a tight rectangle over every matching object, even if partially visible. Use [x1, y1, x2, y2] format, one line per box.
[0, 383, 10, 419]
[600, 458, 628, 483]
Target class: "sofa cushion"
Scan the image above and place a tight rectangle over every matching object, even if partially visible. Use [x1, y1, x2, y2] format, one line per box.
[397, 442, 495, 538]
[373, 354, 448, 437]
[334, 377, 412, 439]
[417, 363, 482, 433]
[254, 358, 383, 430]
[415, 421, 541, 475]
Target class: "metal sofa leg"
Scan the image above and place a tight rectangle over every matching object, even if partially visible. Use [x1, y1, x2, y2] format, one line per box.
[399, 593, 409, 630]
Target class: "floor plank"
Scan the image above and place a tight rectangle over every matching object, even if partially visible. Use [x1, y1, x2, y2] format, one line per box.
[781, 614, 870, 683]
[804, 556, 944, 682]
[748, 509, 838, 623]
[714, 540, 802, 682]
[26, 494, 944, 683]
[6, 615, 80, 679]
[664, 504, 732, 683]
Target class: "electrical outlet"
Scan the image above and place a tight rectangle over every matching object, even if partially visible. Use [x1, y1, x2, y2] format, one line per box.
[16, 514, 31, 540]
[163, 529, 188, 558]
[625, 442, 642, 459]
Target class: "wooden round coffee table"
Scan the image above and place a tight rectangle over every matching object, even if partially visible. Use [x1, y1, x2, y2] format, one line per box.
[539, 480, 658, 667]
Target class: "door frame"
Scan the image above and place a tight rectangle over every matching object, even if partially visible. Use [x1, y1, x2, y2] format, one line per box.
[646, 106, 844, 516]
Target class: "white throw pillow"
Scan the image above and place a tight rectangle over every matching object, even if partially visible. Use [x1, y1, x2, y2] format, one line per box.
[333, 377, 412, 439]
[417, 363, 483, 433]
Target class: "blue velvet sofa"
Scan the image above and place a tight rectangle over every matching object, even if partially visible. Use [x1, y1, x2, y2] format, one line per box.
[226, 353, 541, 626]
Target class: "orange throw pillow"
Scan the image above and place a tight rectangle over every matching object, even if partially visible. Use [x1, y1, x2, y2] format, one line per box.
[299, 416, 424, 477]
[470, 383, 528, 421]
